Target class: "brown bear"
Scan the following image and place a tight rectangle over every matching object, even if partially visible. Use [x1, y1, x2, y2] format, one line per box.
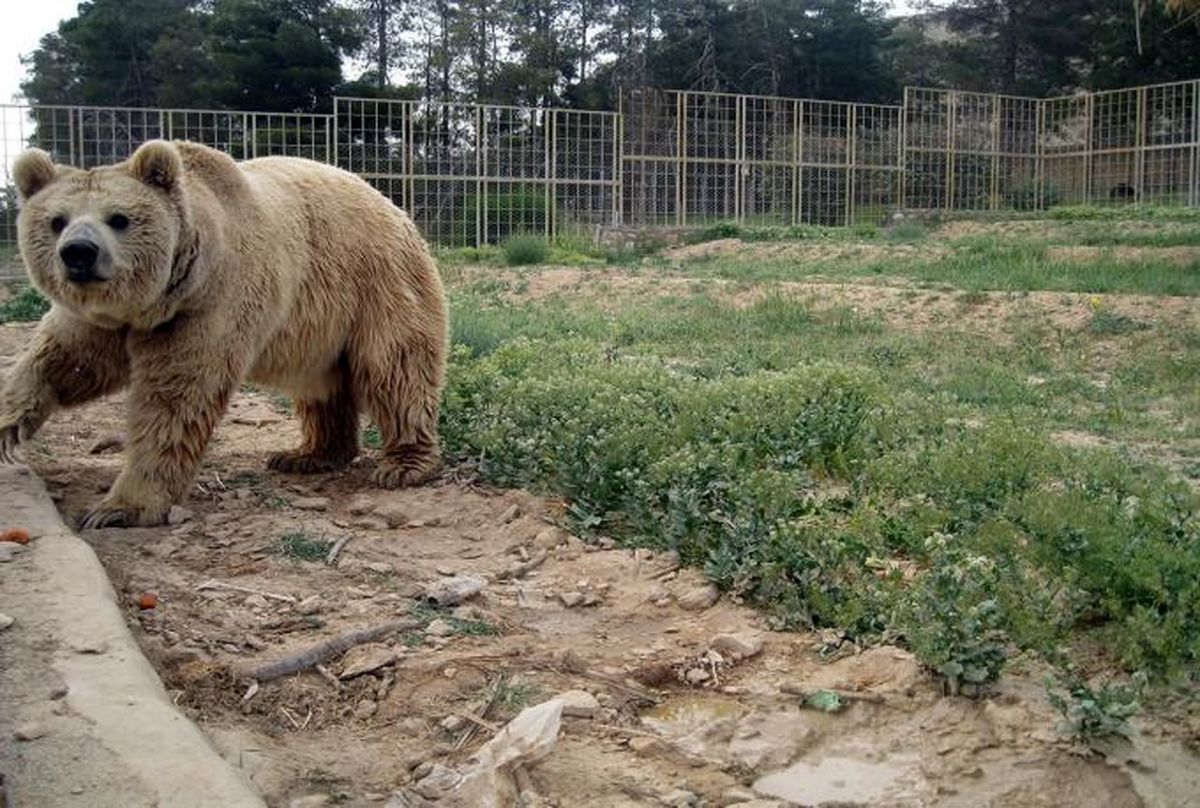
[0, 140, 448, 528]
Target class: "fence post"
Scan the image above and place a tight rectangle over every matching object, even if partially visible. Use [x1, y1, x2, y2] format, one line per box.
[899, 89, 908, 212]
[1135, 86, 1147, 204]
[795, 100, 804, 225]
[1036, 99, 1045, 210]
[1192, 80, 1199, 207]
[477, 105, 486, 248]
[845, 104, 856, 226]
[944, 91, 955, 212]
[729, 94, 739, 223]
[990, 97, 1001, 211]
[613, 109, 622, 227]
[677, 91, 686, 226]
[475, 106, 484, 248]
[1083, 92, 1094, 204]
[546, 108, 556, 242]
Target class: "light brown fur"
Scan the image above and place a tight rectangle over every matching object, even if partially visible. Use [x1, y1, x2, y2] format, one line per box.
[0, 140, 448, 528]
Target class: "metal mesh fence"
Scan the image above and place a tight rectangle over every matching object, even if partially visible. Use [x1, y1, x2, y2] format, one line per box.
[1, 79, 1197, 282]
[620, 89, 903, 227]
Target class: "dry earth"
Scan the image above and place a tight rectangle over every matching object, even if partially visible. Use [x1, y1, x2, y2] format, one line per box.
[1, 314, 1198, 807]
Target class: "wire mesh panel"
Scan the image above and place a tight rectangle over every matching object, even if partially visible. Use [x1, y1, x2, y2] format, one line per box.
[621, 88, 680, 226]
[1041, 94, 1089, 205]
[553, 109, 620, 237]
[902, 87, 951, 210]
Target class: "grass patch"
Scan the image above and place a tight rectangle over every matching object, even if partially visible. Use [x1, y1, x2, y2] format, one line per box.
[0, 286, 49, 323]
[275, 531, 332, 562]
[437, 211, 1200, 695]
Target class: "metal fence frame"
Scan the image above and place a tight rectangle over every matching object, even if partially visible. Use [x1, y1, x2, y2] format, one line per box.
[2, 78, 1198, 281]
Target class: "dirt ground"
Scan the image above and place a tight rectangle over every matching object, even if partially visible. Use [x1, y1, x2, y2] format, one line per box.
[1, 313, 1198, 807]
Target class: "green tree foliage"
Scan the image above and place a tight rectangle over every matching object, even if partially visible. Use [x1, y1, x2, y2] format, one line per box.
[22, 0, 361, 112]
[18, 0, 1200, 111]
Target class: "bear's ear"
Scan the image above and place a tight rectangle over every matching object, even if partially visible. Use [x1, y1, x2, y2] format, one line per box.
[12, 148, 56, 201]
[128, 140, 182, 191]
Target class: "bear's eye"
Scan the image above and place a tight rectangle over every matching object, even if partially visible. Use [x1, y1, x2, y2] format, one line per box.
[50, 215, 67, 234]
[107, 213, 130, 231]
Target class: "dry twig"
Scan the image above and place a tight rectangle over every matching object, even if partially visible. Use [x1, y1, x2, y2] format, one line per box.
[240, 618, 422, 681]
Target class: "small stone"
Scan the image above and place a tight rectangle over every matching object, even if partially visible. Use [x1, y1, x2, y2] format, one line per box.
[629, 736, 668, 756]
[557, 689, 600, 718]
[166, 505, 194, 525]
[70, 786, 85, 795]
[440, 714, 467, 732]
[0, 543, 19, 562]
[236, 488, 255, 500]
[685, 667, 711, 685]
[348, 495, 376, 515]
[295, 595, 323, 615]
[353, 516, 390, 531]
[533, 528, 566, 552]
[293, 497, 329, 512]
[243, 593, 269, 609]
[719, 786, 758, 806]
[660, 789, 698, 807]
[288, 795, 331, 808]
[598, 537, 616, 550]
[559, 591, 585, 608]
[340, 643, 397, 679]
[373, 503, 409, 529]
[677, 583, 719, 611]
[425, 619, 455, 638]
[499, 504, 521, 523]
[49, 685, 69, 700]
[363, 561, 394, 575]
[710, 632, 764, 660]
[0, 613, 14, 632]
[354, 699, 378, 719]
[14, 721, 47, 741]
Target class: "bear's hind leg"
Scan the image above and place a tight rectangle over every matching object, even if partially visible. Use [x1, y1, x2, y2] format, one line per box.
[268, 368, 359, 474]
[357, 341, 442, 488]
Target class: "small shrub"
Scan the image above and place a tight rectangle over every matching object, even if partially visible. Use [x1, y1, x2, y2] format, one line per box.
[885, 221, 927, 243]
[1046, 671, 1144, 742]
[1088, 310, 1150, 336]
[900, 537, 1010, 695]
[0, 286, 50, 323]
[699, 220, 742, 240]
[502, 233, 550, 266]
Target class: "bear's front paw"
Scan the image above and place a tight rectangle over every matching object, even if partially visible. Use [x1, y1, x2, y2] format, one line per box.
[78, 499, 169, 530]
[0, 411, 39, 463]
[372, 445, 441, 488]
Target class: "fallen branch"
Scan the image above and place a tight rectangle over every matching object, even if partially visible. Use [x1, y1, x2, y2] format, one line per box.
[314, 664, 342, 690]
[326, 535, 352, 566]
[240, 618, 423, 681]
[497, 550, 548, 580]
[197, 579, 296, 604]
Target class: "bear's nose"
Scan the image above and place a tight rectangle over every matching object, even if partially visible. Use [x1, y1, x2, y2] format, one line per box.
[60, 239, 101, 282]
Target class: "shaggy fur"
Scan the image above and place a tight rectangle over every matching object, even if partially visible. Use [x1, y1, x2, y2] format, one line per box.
[0, 140, 448, 528]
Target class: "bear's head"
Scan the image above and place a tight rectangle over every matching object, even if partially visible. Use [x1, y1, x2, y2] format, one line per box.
[13, 140, 194, 329]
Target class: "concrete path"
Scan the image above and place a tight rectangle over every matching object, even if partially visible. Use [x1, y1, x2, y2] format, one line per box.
[0, 464, 265, 807]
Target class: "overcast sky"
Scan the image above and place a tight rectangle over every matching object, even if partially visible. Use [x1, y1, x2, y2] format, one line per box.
[0, 1, 923, 107]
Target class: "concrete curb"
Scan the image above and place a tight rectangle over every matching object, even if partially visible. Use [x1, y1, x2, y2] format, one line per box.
[0, 464, 265, 807]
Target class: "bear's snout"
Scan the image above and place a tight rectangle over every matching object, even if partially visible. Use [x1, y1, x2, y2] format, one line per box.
[59, 230, 103, 283]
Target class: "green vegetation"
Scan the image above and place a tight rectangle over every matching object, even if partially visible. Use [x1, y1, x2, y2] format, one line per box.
[275, 531, 333, 562]
[0, 286, 49, 323]
[502, 233, 551, 266]
[439, 211, 1200, 701]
